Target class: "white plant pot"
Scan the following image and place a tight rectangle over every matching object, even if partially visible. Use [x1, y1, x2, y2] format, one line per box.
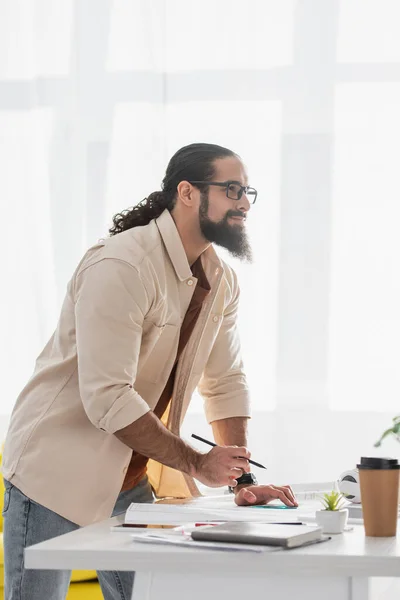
[315, 508, 348, 534]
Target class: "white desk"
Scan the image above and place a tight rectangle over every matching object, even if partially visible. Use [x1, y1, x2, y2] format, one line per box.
[25, 496, 400, 600]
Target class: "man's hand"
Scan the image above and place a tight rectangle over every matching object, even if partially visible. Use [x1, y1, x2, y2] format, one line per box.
[192, 446, 251, 488]
[234, 484, 298, 507]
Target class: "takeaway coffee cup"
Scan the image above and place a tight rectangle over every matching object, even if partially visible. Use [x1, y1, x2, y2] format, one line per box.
[357, 457, 400, 537]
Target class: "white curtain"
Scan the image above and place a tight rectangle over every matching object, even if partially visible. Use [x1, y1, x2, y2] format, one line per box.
[1, 0, 400, 483]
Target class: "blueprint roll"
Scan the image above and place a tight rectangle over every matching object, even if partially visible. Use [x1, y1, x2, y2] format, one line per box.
[338, 469, 361, 504]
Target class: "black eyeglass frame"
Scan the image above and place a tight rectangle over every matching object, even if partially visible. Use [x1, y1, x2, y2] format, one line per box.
[189, 180, 257, 204]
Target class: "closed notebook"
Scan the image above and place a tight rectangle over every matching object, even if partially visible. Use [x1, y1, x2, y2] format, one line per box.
[191, 522, 323, 549]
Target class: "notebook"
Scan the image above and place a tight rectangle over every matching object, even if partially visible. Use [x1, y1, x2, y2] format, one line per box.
[345, 503, 400, 519]
[191, 522, 323, 549]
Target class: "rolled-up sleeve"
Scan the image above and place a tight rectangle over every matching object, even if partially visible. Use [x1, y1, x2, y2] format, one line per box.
[74, 258, 151, 433]
[198, 274, 251, 423]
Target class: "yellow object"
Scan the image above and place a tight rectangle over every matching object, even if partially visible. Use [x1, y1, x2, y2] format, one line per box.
[0, 453, 102, 599]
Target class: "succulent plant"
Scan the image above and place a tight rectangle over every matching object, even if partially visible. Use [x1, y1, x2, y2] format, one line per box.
[319, 490, 346, 511]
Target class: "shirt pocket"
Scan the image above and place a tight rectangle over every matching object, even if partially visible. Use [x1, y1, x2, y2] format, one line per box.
[2, 480, 13, 515]
[139, 323, 179, 384]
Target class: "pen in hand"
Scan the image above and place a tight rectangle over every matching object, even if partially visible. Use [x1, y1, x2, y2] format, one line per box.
[191, 434, 267, 470]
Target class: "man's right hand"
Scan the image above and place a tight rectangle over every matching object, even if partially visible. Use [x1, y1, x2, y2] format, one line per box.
[192, 445, 251, 487]
[115, 411, 251, 488]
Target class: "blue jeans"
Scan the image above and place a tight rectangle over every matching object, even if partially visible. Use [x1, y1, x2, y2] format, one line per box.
[2, 477, 154, 600]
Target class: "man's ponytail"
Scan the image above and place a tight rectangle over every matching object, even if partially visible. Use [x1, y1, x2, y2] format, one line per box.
[109, 190, 173, 235]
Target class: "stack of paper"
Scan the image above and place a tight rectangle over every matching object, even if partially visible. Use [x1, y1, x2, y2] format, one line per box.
[125, 502, 300, 525]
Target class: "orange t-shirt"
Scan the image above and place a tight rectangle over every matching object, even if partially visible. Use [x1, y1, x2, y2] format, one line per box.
[120, 257, 210, 491]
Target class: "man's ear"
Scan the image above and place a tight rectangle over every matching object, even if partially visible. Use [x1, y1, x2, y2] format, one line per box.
[177, 180, 195, 208]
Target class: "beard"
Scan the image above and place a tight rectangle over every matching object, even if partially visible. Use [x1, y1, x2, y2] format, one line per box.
[199, 192, 253, 263]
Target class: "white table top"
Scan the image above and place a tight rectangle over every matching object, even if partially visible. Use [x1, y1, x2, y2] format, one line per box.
[25, 496, 400, 578]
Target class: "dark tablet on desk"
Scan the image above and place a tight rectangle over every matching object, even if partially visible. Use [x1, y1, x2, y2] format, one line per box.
[191, 522, 323, 549]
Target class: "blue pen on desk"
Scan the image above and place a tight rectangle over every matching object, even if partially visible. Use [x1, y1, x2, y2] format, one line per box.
[249, 505, 298, 510]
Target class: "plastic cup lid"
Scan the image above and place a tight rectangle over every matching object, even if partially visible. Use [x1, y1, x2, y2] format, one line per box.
[357, 456, 400, 470]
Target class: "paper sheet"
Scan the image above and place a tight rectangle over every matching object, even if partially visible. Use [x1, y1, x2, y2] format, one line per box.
[130, 531, 279, 553]
[125, 502, 301, 525]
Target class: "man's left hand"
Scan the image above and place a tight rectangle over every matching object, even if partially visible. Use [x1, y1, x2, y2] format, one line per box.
[234, 484, 298, 507]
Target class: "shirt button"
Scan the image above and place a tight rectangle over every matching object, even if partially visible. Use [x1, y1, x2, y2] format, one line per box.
[213, 315, 219, 323]
[215, 268, 219, 275]
[187, 279, 194, 286]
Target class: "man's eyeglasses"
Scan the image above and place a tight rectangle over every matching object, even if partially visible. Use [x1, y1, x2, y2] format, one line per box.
[189, 181, 257, 205]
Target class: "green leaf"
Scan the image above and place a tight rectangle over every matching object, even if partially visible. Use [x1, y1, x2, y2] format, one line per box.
[374, 427, 398, 447]
[392, 423, 400, 434]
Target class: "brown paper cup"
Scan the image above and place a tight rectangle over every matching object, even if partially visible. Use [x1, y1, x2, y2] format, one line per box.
[358, 457, 400, 537]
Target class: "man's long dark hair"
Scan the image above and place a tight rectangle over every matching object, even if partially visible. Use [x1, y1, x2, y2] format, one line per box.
[109, 142, 237, 235]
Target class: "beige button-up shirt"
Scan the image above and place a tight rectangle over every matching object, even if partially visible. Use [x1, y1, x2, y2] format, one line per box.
[2, 210, 251, 526]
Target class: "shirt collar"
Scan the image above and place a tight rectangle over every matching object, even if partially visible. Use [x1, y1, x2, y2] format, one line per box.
[155, 209, 224, 282]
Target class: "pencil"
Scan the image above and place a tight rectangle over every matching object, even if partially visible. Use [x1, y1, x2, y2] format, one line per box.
[191, 434, 267, 469]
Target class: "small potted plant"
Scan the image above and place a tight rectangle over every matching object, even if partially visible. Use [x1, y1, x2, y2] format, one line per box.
[315, 490, 348, 534]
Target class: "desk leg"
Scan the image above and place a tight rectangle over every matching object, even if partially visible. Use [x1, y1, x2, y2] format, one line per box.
[351, 577, 370, 600]
[131, 571, 153, 600]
